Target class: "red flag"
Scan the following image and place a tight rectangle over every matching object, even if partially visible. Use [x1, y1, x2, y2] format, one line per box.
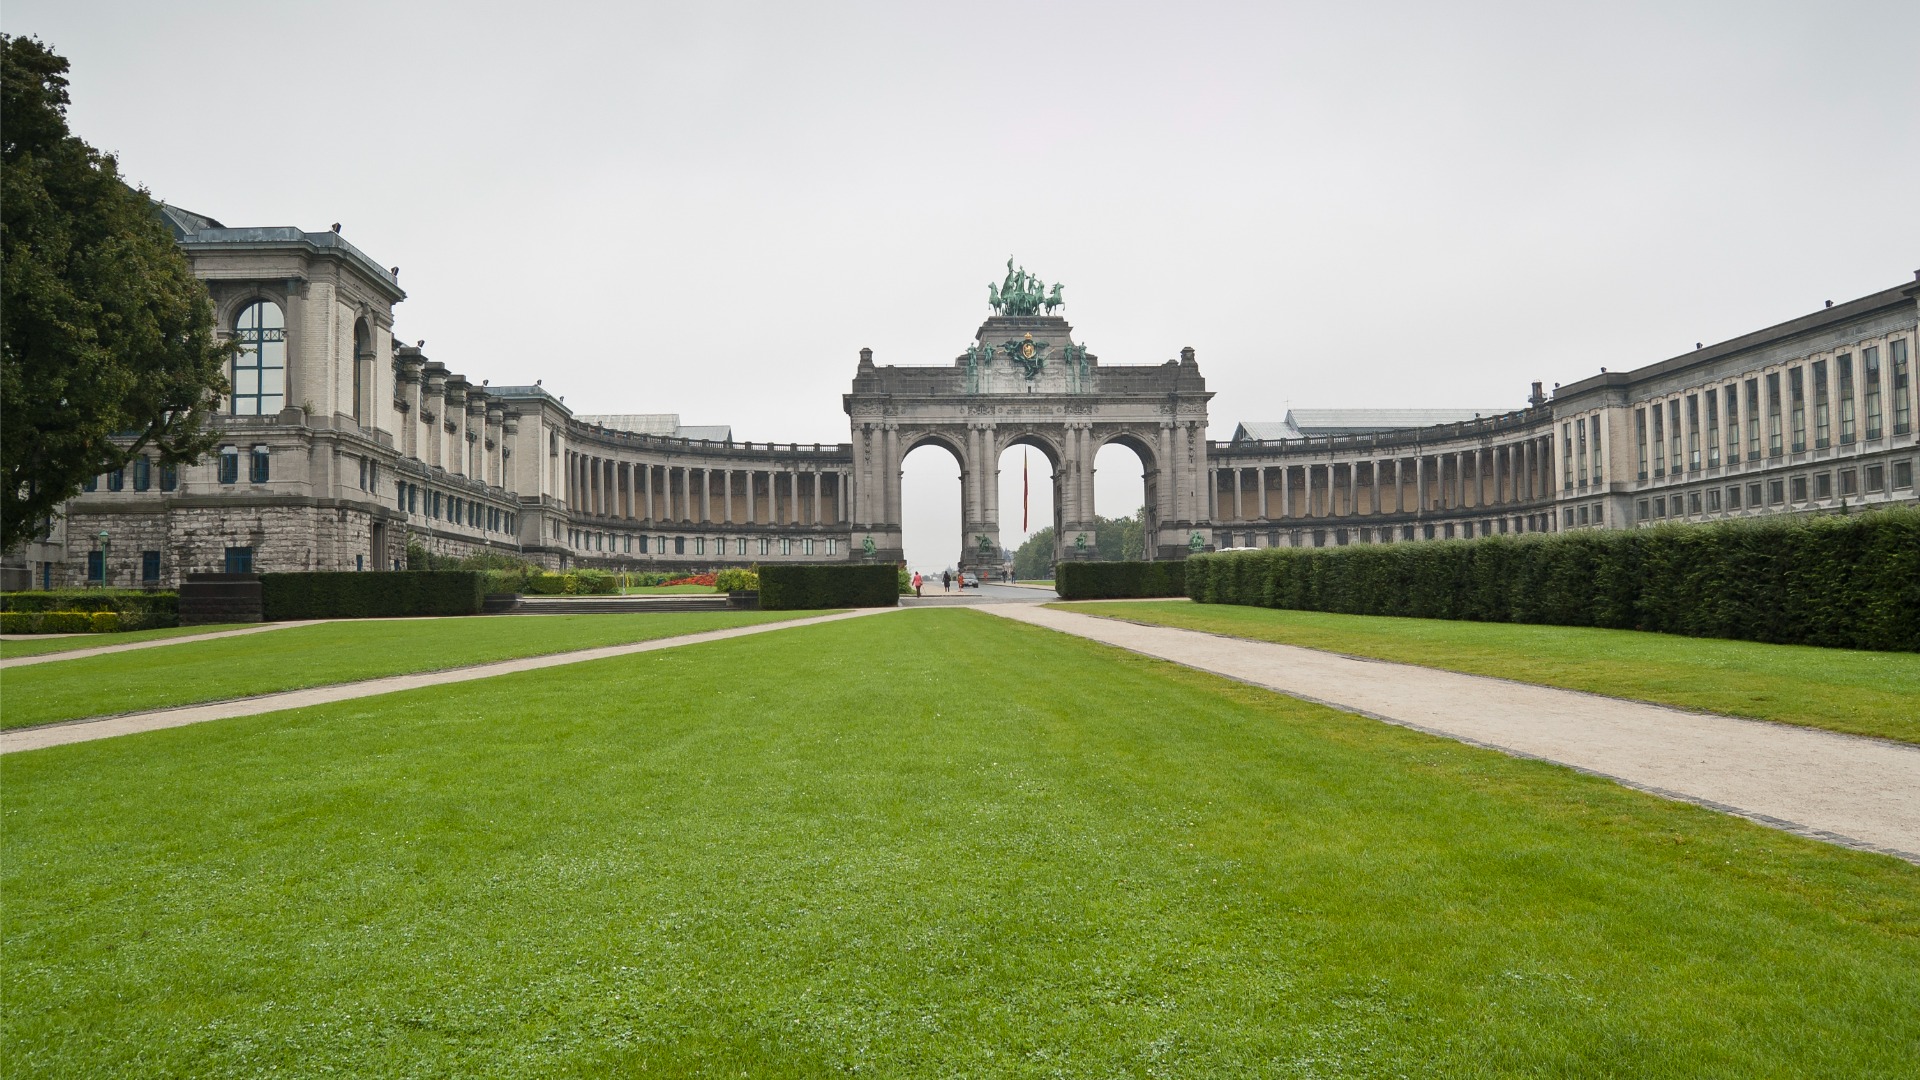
[1022, 448, 1029, 532]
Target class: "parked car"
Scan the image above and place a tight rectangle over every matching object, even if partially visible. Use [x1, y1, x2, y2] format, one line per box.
[961, 572, 980, 588]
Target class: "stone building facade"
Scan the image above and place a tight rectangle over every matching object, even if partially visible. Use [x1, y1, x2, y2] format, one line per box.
[5, 202, 1915, 589]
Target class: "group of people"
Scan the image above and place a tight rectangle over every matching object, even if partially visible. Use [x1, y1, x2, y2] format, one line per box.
[908, 567, 1017, 596]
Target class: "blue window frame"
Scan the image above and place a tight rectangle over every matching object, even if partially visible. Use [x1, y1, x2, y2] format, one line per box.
[132, 457, 151, 491]
[230, 300, 287, 415]
[224, 546, 254, 573]
[141, 550, 161, 582]
[105, 468, 124, 491]
[86, 550, 104, 582]
[160, 463, 178, 491]
[219, 446, 239, 484]
[250, 446, 270, 483]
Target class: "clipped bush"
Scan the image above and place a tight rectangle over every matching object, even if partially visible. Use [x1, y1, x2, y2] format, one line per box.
[1186, 507, 1920, 652]
[714, 568, 759, 592]
[0, 611, 32, 633]
[260, 571, 484, 619]
[1056, 560, 1188, 601]
[520, 570, 620, 596]
[0, 589, 177, 629]
[88, 611, 121, 633]
[759, 563, 899, 610]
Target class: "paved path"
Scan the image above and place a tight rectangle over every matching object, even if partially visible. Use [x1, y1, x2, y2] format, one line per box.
[987, 605, 1920, 862]
[1, 608, 894, 755]
[0, 621, 324, 669]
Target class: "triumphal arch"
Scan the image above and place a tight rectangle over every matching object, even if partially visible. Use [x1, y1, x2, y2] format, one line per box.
[845, 262, 1215, 574]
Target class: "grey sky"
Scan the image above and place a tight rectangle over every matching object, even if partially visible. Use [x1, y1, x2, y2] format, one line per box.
[8, 1, 1916, 571]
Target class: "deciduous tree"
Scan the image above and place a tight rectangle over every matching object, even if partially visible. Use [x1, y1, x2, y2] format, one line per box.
[1, 35, 231, 552]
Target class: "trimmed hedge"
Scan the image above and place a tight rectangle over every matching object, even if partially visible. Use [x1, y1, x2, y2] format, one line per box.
[0, 589, 177, 629]
[758, 563, 899, 610]
[1184, 508, 1920, 652]
[1056, 560, 1188, 601]
[260, 571, 484, 620]
[0, 610, 123, 634]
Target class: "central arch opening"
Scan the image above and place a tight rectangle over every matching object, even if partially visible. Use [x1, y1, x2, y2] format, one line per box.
[999, 436, 1059, 582]
[1094, 437, 1153, 560]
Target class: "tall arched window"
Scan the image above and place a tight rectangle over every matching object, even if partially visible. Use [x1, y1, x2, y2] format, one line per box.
[231, 300, 287, 415]
[352, 320, 371, 424]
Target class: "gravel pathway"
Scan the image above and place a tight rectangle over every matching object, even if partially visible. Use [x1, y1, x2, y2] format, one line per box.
[987, 605, 1920, 862]
[1, 608, 895, 755]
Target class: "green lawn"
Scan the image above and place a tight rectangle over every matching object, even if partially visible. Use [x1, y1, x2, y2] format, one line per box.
[4, 609, 1914, 1077]
[0, 611, 815, 730]
[0, 622, 248, 659]
[1055, 601, 1920, 745]
[1016, 579, 1055, 588]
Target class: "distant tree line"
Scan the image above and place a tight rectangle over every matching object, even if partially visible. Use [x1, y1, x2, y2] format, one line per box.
[1012, 509, 1146, 578]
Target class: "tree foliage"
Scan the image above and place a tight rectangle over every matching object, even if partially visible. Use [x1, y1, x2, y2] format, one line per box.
[1, 35, 232, 551]
[1011, 508, 1148, 578]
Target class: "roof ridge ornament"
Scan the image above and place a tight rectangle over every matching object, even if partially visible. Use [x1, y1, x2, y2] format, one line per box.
[987, 257, 1063, 316]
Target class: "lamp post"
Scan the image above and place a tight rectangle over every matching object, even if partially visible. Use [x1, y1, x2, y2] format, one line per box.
[95, 530, 111, 587]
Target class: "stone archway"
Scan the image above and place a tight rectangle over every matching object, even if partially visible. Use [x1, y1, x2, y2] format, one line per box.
[845, 300, 1215, 571]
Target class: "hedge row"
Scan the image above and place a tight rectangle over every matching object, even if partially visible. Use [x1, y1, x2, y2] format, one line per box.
[260, 571, 484, 620]
[758, 563, 899, 610]
[0, 610, 125, 634]
[0, 589, 178, 629]
[1184, 508, 1920, 652]
[1056, 561, 1188, 601]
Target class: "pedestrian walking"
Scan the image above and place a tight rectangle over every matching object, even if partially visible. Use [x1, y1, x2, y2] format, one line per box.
[912, 571, 923, 597]
[942, 570, 951, 592]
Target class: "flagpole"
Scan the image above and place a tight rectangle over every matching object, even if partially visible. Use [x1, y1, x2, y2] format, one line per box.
[1022, 448, 1029, 533]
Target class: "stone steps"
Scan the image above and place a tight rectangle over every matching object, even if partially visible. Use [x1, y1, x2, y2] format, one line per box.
[490, 595, 739, 615]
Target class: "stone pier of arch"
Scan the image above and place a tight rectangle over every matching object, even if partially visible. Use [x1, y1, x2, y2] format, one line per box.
[843, 314, 1216, 572]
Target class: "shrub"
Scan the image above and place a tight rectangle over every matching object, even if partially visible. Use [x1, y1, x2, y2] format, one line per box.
[1187, 508, 1920, 651]
[260, 572, 484, 619]
[520, 570, 620, 596]
[89, 611, 121, 633]
[714, 568, 759, 592]
[759, 564, 899, 610]
[0, 589, 176, 629]
[1056, 561, 1188, 601]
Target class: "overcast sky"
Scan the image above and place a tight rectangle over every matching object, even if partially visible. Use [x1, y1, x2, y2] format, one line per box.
[8, 1, 1916, 571]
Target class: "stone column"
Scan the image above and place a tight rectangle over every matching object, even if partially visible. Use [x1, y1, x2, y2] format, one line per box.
[746, 468, 758, 524]
[1347, 461, 1358, 517]
[1302, 462, 1314, 518]
[1255, 466, 1267, 521]
[1280, 465, 1290, 520]
[1416, 455, 1427, 514]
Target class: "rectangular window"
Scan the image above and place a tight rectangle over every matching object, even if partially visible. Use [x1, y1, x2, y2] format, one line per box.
[1577, 505, 1589, 525]
[1839, 469, 1857, 496]
[1766, 374, 1783, 456]
[1894, 338, 1912, 434]
[1706, 488, 1720, 511]
[781, 538, 792, 556]
[804, 538, 815, 556]
[636, 535, 648, 553]
[397, 480, 408, 510]
[1563, 423, 1574, 488]
[1704, 391, 1719, 467]
[1590, 415, 1603, 482]
[1894, 461, 1912, 489]
[1727, 486, 1741, 510]
[1688, 492, 1702, 514]
[250, 446, 270, 483]
[1789, 367, 1805, 452]
[1746, 379, 1761, 459]
[1814, 473, 1831, 499]
[1767, 479, 1783, 505]
[735, 538, 747, 555]
[86, 550, 104, 582]
[1650, 408, 1665, 477]
[142, 550, 160, 582]
[1686, 395, 1700, 470]
[1865, 464, 1884, 492]
[1812, 360, 1830, 448]
[106, 467, 124, 492]
[1652, 497, 1665, 518]
[674, 536, 686, 555]
[825, 538, 836, 556]
[695, 537, 705, 555]
[1637, 498, 1650, 521]
[758, 537, 770, 556]
[1575, 421, 1588, 485]
[1724, 385, 1739, 463]
[1790, 476, 1807, 502]
[224, 546, 254, 573]
[160, 463, 178, 492]
[133, 457, 152, 492]
[1864, 346, 1883, 439]
[1635, 408, 1648, 479]
[219, 445, 239, 484]
[1748, 482, 1762, 506]
[408, 484, 417, 514]
[624, 535, 632, 553]
[1667, 400, 1682, 474]
[1838, 353, 1855, 444]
